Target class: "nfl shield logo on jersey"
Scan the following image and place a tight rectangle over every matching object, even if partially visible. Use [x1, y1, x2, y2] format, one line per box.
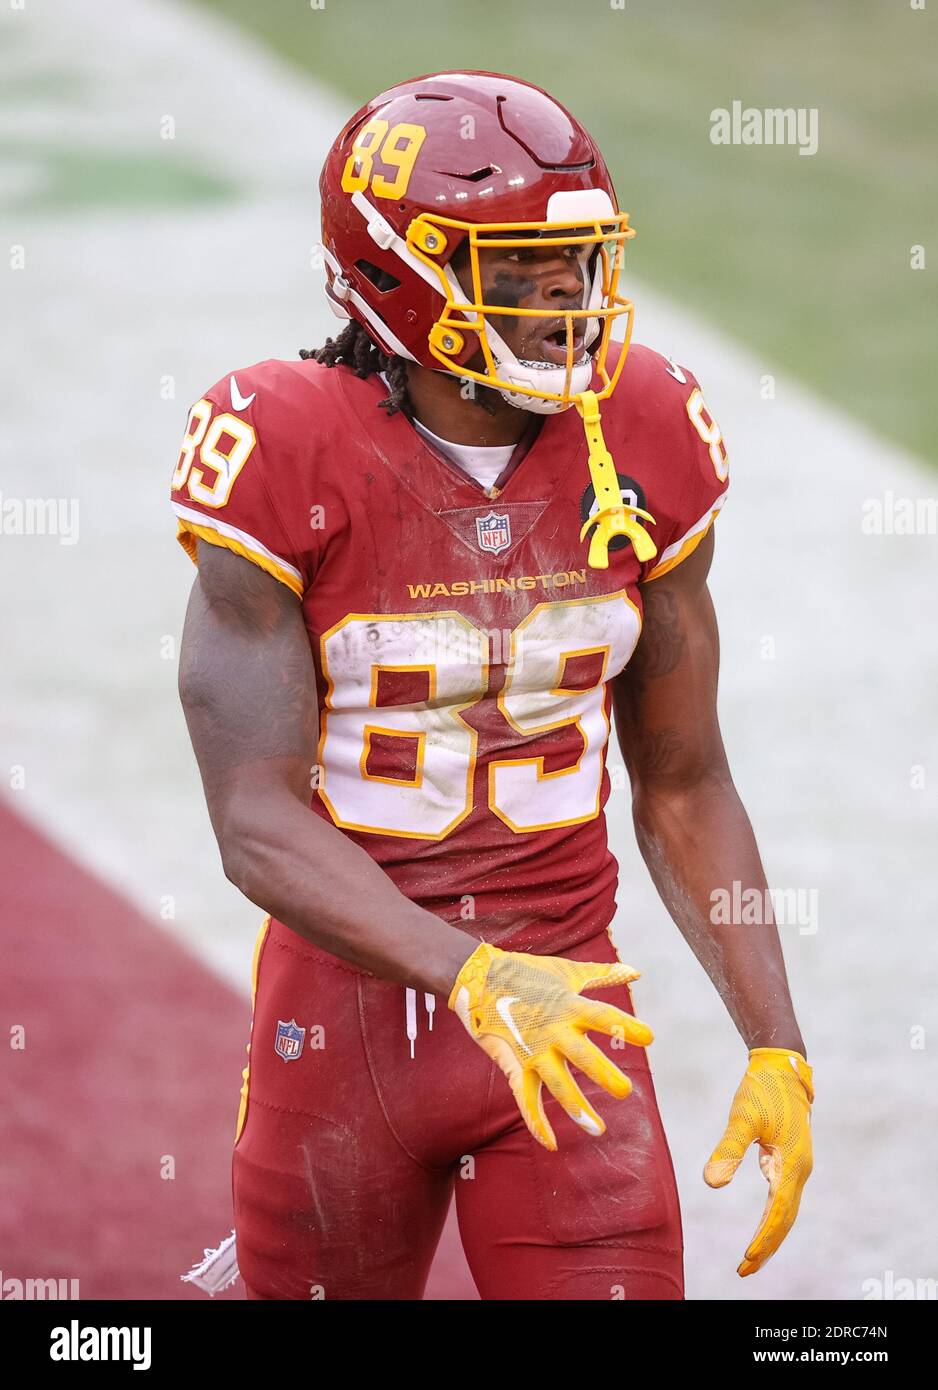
[476, 509, 511, 555]
[275, 1018, 305, 1062]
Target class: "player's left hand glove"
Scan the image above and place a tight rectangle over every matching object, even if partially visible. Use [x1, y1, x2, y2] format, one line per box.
[448, 941, 653, 1151]
[704, 1047, 814, 1277]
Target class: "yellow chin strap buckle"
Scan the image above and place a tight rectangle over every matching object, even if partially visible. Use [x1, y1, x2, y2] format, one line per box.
[575, 390, 657, 570]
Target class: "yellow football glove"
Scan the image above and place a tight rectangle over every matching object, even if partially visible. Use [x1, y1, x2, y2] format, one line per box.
[448, 941, 653, 1151]
[704, 1047, 814, 1277]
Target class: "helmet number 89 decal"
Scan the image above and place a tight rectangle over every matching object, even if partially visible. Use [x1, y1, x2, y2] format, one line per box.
[172, 399, 256, 509]
[340, 118, 428, 201]
[317, 596, 641, 840]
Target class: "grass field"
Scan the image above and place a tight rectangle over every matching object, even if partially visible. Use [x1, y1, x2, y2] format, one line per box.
[195, 0, 937, 462]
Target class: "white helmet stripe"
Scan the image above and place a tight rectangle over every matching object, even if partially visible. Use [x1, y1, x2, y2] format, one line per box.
[324, 277, 418, 361]
[350, 191, 444, 296]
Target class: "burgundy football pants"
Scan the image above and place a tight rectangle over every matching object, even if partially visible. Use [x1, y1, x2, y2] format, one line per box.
[232, 918, 684, 1300]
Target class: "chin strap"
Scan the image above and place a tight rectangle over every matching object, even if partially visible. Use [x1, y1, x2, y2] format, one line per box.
[575, 390, 657, 570]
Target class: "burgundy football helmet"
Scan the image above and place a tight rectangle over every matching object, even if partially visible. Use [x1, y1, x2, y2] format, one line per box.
[318, 71, 636, 416]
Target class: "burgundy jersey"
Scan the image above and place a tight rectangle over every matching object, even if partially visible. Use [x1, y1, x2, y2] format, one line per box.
[171, 344, 729, 953]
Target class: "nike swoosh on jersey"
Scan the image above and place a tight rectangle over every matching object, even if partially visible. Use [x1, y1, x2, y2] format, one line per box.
[230, 375, 256, 411]
[664, 358, 687, 383]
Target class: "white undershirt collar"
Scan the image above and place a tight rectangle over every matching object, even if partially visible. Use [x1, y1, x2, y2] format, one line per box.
[411, 417, 514, 490]
[377, 371, 515, 490]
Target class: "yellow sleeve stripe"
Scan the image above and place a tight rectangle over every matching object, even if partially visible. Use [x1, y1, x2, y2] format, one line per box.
[172, 504, 304, 598]
[644, 490, 728, 582]
[234, 916, 272, 1148]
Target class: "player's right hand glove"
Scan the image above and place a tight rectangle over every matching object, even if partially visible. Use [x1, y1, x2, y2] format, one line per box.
[448, 941, 653, 1151]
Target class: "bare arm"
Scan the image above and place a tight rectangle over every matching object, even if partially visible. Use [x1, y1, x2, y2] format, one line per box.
[613, 530, 805, 1055]
[178, 541, 478, 992]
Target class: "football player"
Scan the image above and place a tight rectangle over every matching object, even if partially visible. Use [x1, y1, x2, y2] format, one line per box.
[173, 72, 812, 1300]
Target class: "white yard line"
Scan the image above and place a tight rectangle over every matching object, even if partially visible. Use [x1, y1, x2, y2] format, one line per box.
[3, 0, 935, 1301]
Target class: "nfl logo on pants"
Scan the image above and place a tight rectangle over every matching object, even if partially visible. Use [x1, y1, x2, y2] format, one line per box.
[275, 1018, 305, 1062]
[476, 509, 511, 555]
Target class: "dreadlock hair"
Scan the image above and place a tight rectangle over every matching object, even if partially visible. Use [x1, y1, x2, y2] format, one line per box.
[301, 319, 503, 418]
[300, 321, 413, 418]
